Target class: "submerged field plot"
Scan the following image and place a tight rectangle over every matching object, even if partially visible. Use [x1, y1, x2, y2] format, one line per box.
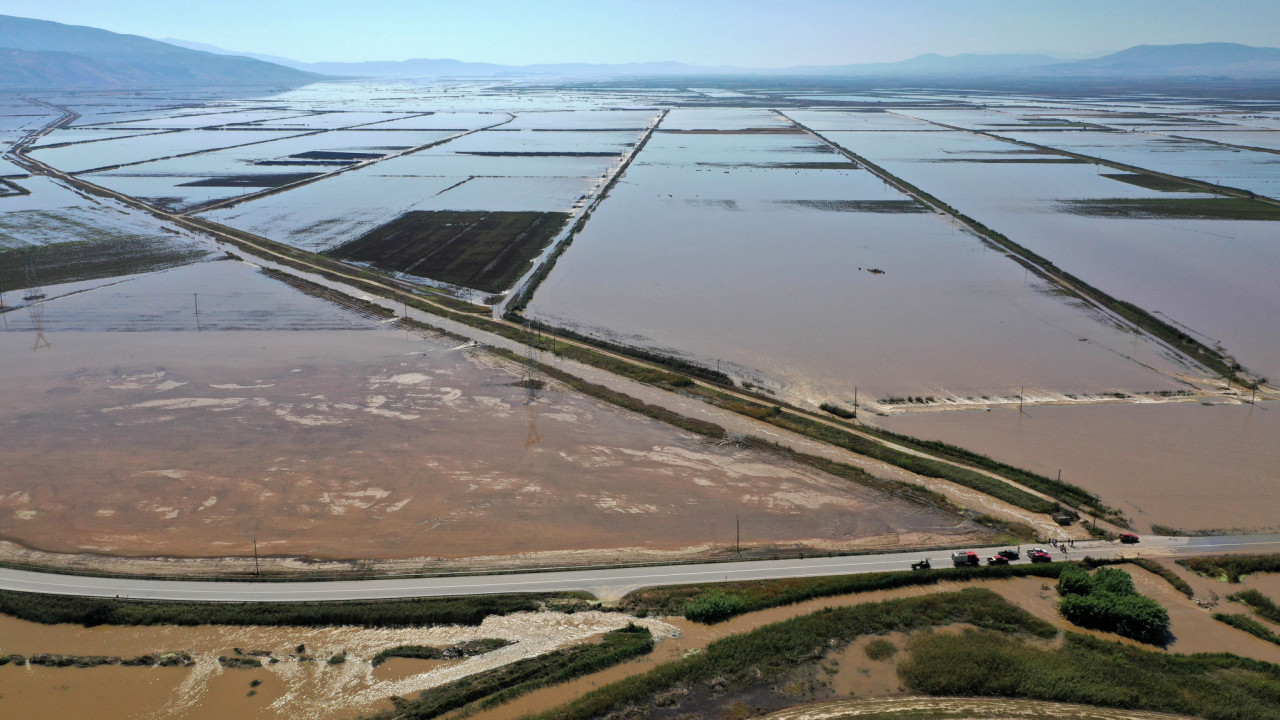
[525, 107, 1197, 409]
[797, 109, 1280, 383]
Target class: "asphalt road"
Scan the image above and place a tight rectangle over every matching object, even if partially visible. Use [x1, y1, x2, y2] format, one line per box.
[1, 534, 1277, 603]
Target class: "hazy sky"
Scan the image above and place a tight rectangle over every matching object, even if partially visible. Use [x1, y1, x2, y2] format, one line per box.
[7, 0, 1280, 65]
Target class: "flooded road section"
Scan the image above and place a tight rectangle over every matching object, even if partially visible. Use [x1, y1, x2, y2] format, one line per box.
[878, 401, 1280, 532]
[0, 303, 978, 567]
[0, 610, 679, 720]
[526, 109, 1197, 410]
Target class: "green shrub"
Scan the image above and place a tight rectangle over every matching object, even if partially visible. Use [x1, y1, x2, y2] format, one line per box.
[1056, 566, 1168, 645]
[865, 638, 897, 661]
[1180, 554, 1280, 583]
[684, 592, 748, 623]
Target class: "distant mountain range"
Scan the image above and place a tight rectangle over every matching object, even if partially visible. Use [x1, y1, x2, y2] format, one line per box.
[0, 14, 317, 89]
[2, 13, 1279, 91]
[164, 37, 1280, 80]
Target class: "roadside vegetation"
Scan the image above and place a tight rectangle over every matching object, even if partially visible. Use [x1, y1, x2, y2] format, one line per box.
[364, 624, 653, 720]
[525, 589, 1056, 720]
[900, 629, 1280, 720]
[0, 589, 592, 628]
[1179, 554, 1280, 582]
[624, 563, 1069, 623]
[1056, 565, 1169, 645]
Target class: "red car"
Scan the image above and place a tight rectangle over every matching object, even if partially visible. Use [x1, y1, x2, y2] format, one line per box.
[1119, 533, 1140, 544]
[1027, 548, 1053, 563]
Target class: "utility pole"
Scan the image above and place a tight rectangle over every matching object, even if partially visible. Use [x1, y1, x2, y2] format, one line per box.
[1019, 386, 1024, 413]
[853, 386, 858, 420]
[253, 538, 260, 576]
[736, 515, 740, 555]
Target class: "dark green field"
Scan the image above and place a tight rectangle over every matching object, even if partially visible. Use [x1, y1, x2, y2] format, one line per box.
[329, 210, 570, 293]
[1060, 197, 1280, 220]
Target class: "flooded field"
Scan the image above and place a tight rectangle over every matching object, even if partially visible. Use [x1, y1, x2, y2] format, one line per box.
[878, 401, 1280, 532]
[526, 107, 1198, 407]
[3, 80, 1277, 568]
[803, 115, 1280, 382]
[0, 308, 979, 563]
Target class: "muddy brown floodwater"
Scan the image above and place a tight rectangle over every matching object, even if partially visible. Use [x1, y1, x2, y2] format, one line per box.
[0, 610, 680, 720]
[0, 326, 979, 568]
[877, 401, 1280, 532]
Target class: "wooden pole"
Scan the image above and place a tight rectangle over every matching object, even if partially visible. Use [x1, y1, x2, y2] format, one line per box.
[736, 515, 740, 555]
[853, 386, 858, 420]
[253, 538, 259, 576]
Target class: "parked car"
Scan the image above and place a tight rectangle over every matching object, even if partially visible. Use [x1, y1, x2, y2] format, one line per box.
[1028, 548, 1053, 563]
[987, 555, 1009, 566]
[952, 551, 980, 567]
[1119, 533, 1140, 544]
[997, 549, 1021, 560]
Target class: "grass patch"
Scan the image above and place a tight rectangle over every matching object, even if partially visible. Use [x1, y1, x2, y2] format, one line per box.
[1099, 172, 1213, 193]
[900, 628, 1280, 720]
[368, 624, 653, 720]
[819, 402, 856, 419]
[328, 210, 570, 293]
[1057, 566, 1169, 645]
[1232, 589, 1280, 624]
[1179, 554, 1280, 583]
[1215, 613, 1280, 646]
[526, 589, 1055, 720]
[1059, 198, 1280, 221]
[620, 563, 1070, 622]
[0, 588, 590, 628]
[370, 639, 512, 666]
[865, 638, 898, 661]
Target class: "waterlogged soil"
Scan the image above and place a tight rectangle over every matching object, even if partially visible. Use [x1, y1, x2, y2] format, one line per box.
[0, 610, 679, 720]
[0, 325, 976, 563]
[527, 120, 1196, 407]
[877, 401, 1280, 532]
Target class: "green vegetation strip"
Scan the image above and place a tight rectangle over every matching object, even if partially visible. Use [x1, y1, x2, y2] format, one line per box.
[1214, 613, 1280, 646]
[370, 639, 512, 667]
[369, 624, 653, 720]
[623, 563, 1069, 623]
[900, 629, 1280, 720]
[0, 589, 588, 628]
[1231, 589, 1280, 624]
[1179, 554, 1280, 583]
[1057, 566, 1170, 645]
[527, 589, 1055, 720]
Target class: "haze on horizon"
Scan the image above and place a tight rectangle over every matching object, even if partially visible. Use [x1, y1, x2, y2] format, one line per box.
[6, 0, 1280, 67]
